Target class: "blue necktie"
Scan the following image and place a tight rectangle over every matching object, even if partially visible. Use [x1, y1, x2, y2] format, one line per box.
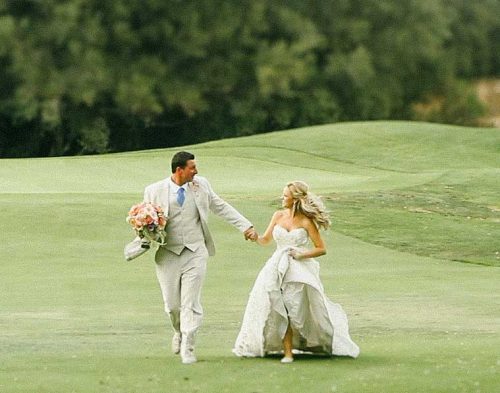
[177, 187, 185, 206]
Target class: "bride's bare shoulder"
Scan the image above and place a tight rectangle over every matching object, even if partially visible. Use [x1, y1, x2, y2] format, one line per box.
[273, 210, 286, 220]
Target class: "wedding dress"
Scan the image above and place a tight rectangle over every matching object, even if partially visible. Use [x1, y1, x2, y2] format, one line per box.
[233, 225, 360, 358]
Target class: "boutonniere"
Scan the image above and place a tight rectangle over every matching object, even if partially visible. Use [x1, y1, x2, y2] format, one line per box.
[191, 180, 200, 193]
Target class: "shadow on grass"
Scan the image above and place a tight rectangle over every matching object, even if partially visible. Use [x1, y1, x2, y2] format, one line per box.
[195, 353, 362, 365]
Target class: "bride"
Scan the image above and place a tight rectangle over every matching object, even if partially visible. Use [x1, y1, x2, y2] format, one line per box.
[233, 181, 360, 363]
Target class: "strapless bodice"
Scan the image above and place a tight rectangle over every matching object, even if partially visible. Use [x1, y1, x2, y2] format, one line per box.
[272, 225, 308, 248]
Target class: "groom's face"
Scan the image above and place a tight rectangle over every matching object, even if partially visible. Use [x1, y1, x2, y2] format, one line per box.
[179, 159, 198, 183]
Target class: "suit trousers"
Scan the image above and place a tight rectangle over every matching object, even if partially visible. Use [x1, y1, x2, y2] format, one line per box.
[155, 245, 208, 340]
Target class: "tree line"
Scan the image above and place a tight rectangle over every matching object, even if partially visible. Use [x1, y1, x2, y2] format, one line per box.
[0, 0, 498, 157]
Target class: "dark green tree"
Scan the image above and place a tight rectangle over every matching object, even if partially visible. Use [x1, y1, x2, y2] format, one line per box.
[0, 0, 498, 157]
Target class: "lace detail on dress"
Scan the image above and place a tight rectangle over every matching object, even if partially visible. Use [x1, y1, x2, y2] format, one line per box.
[273, 225, 308, 249]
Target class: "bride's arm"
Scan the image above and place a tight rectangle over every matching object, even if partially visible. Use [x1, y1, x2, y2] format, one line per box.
[256, 211, 281, 245]
[289, 219, 326, 259]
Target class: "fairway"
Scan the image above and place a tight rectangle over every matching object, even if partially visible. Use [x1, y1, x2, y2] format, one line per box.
[1, 121, 499, 392]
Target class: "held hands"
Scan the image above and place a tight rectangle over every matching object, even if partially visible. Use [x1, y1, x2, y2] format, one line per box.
[244, 227, 259, 242]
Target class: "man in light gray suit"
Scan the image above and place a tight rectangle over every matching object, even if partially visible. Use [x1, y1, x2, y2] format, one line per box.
[143, 151, 257, 364]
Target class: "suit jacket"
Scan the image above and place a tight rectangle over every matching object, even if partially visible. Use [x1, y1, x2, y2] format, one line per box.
[143, 175, 252, 256]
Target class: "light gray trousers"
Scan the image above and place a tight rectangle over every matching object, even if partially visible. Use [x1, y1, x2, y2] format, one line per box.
[154, 246, 208, 340]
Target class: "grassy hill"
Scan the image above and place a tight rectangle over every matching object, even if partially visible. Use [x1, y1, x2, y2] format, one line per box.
[2, 121, 498, 265]
[0, 121, 498, 392]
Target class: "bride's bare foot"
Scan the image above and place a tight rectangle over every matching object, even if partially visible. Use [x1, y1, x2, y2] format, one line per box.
[282, 322, 294, 362]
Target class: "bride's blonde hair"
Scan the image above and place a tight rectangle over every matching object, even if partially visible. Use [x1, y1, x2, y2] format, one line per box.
[287, 181, 331, 230]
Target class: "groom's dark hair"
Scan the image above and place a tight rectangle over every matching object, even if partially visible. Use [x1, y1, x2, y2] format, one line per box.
[171, 151, 195, 173]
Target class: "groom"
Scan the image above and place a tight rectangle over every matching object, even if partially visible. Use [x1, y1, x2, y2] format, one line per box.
[143, 151, 257, 364]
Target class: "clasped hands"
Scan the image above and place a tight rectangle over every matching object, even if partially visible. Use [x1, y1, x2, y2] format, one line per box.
[244, 227, 258, 242]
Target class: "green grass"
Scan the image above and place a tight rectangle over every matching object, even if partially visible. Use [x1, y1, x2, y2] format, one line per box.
[1, 121, 499, 392]
[330, 181, 499, 265]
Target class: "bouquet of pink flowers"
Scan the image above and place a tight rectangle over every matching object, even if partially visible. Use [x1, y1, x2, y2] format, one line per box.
[126, 202, 168, 246]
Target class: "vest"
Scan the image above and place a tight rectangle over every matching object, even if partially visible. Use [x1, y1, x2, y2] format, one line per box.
[164, 186, 205, 255]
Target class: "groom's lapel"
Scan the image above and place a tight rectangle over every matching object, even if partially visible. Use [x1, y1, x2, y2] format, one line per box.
[188, 180, 207, 220]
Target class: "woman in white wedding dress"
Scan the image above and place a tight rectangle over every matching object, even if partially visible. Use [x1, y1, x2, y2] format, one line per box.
[233, 181, 360, 363]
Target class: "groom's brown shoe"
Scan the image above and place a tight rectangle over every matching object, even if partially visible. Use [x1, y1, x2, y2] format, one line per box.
[171, 332, 181, 354]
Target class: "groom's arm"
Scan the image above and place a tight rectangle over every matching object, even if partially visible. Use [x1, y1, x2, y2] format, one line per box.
[143, 183, 154, 203]
[138, 185, 155, 245]
[200, 178, 253, 232]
